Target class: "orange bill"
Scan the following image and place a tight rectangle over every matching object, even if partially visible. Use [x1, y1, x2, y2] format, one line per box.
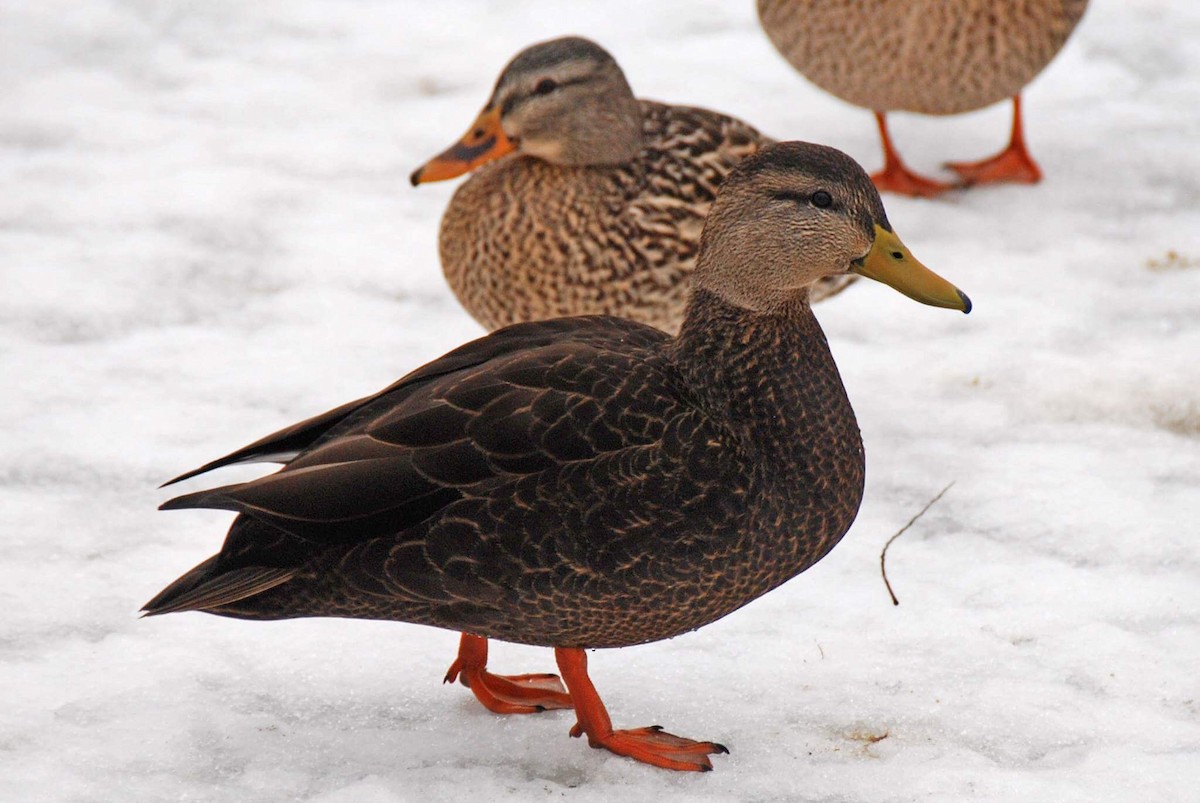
[410, 106, 515, 185]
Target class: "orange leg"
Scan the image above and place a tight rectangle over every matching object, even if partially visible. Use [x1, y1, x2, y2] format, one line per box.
[444, 633, 572, 714]
[555, 647, 728, 772]
[946, 95, 1043, 186]
[870, 111, 959, 198]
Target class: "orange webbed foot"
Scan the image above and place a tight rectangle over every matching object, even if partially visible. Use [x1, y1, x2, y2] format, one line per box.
[945, 146, 1042, 186]
[946, 95, 1043, 187]
[871, 163, 960, 198]
[569, 723, 728, 772]
[556, 647, 728, 772]
[446, 634, 573, 714]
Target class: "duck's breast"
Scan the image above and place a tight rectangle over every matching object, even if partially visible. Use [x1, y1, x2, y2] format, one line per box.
[760, 0, 1087, 115]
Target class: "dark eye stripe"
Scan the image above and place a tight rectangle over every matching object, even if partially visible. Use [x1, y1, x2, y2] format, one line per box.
[771, 190, 835, 209]
[771, 191, 809, 204]
[538, 75, 589, 93]
[499, 76, 592, 117]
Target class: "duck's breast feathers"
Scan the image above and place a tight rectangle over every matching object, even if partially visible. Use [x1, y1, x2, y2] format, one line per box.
[162, 316, 686, 551]
[758, 0, 1089, 115]
[435, 101, 772, 333]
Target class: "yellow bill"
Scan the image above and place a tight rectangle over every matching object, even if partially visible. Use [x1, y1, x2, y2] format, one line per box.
[852, 225, 971, 313]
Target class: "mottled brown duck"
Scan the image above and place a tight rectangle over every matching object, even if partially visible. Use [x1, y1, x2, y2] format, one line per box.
[145, 142, 971, 772]
[758, 0, 1089, 196]
[410, 35, 853, 334]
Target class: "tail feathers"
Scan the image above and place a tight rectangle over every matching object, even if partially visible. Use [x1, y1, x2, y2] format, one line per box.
[160, 452, 285, 489]
[158, 485, 244, 513]
[142, 556, 297, 616]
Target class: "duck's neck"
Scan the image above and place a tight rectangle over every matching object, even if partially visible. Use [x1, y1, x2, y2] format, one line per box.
[538, 95, 644, 167]
[671, 288, 862, 469]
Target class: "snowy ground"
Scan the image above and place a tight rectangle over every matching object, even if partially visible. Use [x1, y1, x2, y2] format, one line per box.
[3, 1, 1198, 800]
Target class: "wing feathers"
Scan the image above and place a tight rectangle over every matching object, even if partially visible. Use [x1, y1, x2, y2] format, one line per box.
[160, 395, 376, 487]
[161, 456, 465, 544]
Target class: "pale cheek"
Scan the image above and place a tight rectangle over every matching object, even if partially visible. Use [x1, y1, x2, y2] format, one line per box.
[844, 228, 872, 264]
[521, 137, 565, 162]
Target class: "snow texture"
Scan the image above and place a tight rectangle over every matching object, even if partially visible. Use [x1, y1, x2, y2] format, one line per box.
[2, 1, 1198, 800]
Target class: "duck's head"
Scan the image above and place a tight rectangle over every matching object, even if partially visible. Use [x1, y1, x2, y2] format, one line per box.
[694, 141, 972, 315]
[410, 36, 643, 186]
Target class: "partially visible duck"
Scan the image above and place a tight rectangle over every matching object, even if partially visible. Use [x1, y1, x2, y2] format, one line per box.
[758, 0, 1089, 196]
[147, 142, 971, 772]
[411, 36, 854, 334]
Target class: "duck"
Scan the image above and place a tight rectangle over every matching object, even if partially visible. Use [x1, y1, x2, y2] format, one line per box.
[410, 35, 854, 335]
[145, 141, 971, 772]
[757, 0, 1089, 197]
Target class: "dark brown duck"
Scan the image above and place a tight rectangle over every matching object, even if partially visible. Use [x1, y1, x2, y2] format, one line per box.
[146, 142, 971, 772]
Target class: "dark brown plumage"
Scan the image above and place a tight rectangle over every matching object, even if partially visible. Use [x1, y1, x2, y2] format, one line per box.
[147, 142, 970, 771]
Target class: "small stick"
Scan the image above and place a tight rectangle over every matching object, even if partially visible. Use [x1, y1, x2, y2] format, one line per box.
[880, 482, 955, 606]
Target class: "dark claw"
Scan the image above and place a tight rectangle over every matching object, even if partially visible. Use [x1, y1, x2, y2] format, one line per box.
[713, 742, 730, 754]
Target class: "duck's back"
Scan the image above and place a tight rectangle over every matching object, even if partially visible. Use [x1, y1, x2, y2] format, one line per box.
[759, 0, 1087, 115]
[438, 100, 767, 334]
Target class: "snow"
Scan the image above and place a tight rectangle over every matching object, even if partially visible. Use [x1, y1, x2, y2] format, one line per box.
[2, 1, 1198, 800]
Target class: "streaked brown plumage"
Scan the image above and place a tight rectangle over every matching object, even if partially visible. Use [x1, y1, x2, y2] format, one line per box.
[758, 0, 1089, 195]
[412, 36, 853, 334]
[146, 142, 971, 771]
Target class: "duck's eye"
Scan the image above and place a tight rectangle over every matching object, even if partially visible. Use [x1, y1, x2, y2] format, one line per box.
[810, 190, 833, 208]
[533, 78, 559, 96]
